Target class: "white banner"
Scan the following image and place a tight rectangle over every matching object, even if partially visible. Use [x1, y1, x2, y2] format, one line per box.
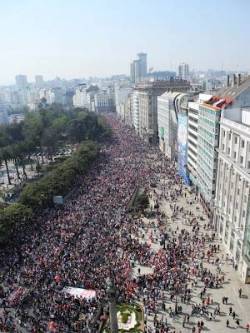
[62, 287, 96, 300]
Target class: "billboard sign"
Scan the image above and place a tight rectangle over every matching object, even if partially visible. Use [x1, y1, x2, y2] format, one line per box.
[177, 112, 190, 185]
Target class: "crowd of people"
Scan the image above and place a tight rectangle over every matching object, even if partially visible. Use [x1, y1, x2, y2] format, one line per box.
[0, 116, 157, 332]
[130, 150, 249, 332]
[0, 115, 249, 333]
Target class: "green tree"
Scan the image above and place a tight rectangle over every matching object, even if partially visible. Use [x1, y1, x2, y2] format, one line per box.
[0, 147, 12, 185]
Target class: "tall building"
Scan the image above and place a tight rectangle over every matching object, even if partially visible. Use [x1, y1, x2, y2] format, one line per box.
[73, 84, 89, 108]
[137, 53, 147, 78]
[196, 97, 224, 213]
[42, 87, 65, 105]
[135, 80, 190, 144]
[187, 77, 250, 217]
[214, 107, 250, 283]
[35, 75, 44, 87]
[130, 53, 147, 83]
[124, 93, 133, 126]
[15, 75, 28, 89]
[188, 96, 232, 217]
[115, 84, 132, 121]
[130, 62, 135, 83]
[178, 63, 189, 81]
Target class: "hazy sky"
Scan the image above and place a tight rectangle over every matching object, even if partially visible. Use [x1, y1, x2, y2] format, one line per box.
[0, 0, 250, 84]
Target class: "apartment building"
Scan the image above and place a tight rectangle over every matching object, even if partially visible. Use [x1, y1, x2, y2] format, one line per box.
[214, 108, 250, 283]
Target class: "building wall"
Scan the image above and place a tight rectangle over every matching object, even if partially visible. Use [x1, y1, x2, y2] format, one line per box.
[138, 91, 158, 144]
[187, 102, 199, 186]
[115, 85, 132, 121]
[94, 91, 115, 113]
[124, 94, 133, 126]
[0, 103, 9, 124]
[214, 117, 250, 282]
[73, 85, 89, 108]
[134, 80, 190, 143]
[157, 91, 190, 183]
[177, 111, 190, 184]
[196, 105, 221, 203]
[157, 92, 186, 160]
[132, 91, 139, 133]
[178, 63, 189, 81]
[158, 95, 173, 158]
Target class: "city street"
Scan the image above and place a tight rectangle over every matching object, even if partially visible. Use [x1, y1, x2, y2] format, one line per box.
[0, 116, 249, 333]
[132, 157, 250, 332]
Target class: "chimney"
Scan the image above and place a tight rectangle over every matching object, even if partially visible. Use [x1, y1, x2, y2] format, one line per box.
[238, 73, 241, 86]
[233, 74, 237, 86]
[227, 75, 230, 87]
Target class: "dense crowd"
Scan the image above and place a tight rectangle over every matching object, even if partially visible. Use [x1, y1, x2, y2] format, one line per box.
[0, 115, 248, 333]
[0, 116, 156, 332]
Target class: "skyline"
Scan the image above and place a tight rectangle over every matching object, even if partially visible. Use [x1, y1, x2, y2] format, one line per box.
[0, 0, 250, 85]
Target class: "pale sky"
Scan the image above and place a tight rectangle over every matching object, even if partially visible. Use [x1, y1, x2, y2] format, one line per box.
[0, 0, 250, 85]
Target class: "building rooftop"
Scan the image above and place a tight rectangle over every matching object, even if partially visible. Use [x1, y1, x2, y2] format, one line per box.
[217, 75, 250, 99]
[202, 96, 233, 111]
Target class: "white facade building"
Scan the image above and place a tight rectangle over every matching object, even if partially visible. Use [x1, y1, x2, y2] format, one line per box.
[214, 108, 250, 283]
[93, 90, 115, 113]
[115, 85, 132, 121]
[73, 84, 89, 109]
[39, 88, 64, 105]
[46, 88, 64, 105]
[178, 63, 189, 81]
[130, 53, 147, 83]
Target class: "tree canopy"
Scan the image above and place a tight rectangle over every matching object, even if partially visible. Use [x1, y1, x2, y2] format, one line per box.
[0, 105, 111, 244]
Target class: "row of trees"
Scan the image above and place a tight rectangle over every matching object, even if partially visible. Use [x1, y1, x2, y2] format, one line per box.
[0, 106, 111, 244]
[0, 141, 99, 244]
[0, 105, 111, 185]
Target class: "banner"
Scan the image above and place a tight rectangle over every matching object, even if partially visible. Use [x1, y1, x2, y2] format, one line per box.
[62, 287, 96, 300]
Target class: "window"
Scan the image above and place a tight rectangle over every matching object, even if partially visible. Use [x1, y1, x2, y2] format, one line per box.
[229, 133, 231, 140]
[248, 161, 250, 169]
[227, 148, 231, 155]
[234, 152, 237, 159]
[243, 210, 246, 218]
[240, 156, 244, 164]
[235, 136, 238, 144]
[241, 140, 245, 148]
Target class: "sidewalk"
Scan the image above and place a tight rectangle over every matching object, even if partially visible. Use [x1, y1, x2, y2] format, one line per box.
[133, 166, 250, 333]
